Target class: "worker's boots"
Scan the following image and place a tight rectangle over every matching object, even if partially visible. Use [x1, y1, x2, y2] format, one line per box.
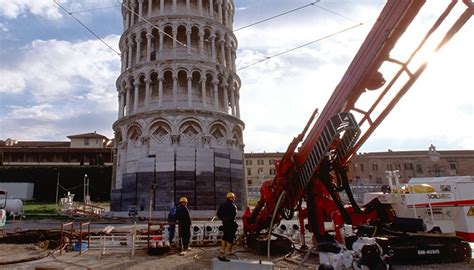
[218, 240, 230, 262]
[225, 242, 235, 255]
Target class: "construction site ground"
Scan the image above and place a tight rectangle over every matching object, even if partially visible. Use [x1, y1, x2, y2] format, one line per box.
[0, 220, 473, 270]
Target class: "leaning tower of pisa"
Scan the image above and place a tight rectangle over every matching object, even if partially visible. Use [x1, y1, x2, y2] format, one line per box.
[111, 0, 245, 212]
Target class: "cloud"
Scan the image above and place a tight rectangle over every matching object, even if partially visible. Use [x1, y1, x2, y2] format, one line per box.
[0, 0, 63, 19]
[0, 35, 121, 140]
[0, 0, 119, 20]
[0, 22, 7, 31]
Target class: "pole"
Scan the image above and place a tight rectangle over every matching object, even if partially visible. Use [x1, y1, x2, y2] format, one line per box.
[153, 156, 156, 211]
[56, 172, 60, 205]
[83, 174, 88, 204]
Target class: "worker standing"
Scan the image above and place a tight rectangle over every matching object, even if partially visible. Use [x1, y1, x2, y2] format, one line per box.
[167, 202, 178, 244]
[216, 192, 238, 262]
[175, 196, 191, 254]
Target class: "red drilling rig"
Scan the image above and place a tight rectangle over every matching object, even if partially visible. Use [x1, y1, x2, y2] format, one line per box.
[243, 0, 473, 267]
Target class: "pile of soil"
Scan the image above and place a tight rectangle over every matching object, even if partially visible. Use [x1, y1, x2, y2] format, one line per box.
[0, 230, 62, 249]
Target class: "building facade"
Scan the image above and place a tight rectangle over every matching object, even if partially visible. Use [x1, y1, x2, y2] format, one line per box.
[0, 132, 113, 166]
[244, 145, 474, 188]
[111, 0, 246, 212]
[349, 145, 474, 184]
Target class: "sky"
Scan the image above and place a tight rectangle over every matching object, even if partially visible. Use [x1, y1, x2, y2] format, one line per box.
[0, 0, 473, 154]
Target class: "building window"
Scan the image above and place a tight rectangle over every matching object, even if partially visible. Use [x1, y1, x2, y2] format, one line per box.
[269, 168, 275, 175]
[247, 180, 252, 185]
[372, 164, 378, 171]
[449, 163, 458, 175]
[257, 159, 264, 165]
[395, 163, 401, 170]
[246, 160, 252, 165]
[360, 164, 364, 172]
[258, 167, 264, 174]
[268, 159, 274, 165]
[84, 138, 89, 145]
[404, 163, 413, 170]
[247, 168, 251, 176]
[387, 164, 392, 170]
[416, 164, 423, 173]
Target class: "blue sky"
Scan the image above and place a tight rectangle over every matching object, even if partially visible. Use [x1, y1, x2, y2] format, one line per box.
[0, 0, 473, 153]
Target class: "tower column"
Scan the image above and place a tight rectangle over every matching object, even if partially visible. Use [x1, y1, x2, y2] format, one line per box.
[222, 81, 229, 113]
[173, 74, 178, 107]
[160, 0, 164, 15]
[210, 34, 216, 62]
[158, 76, 163, 107]
[133, 81, 140, 112]
[236, 92, 240, 118]
[172, 26, 177, 58]
[118, 90, 124, 118]
[136, 36, 142, 64]
[130, 1, 136, 25]
[125, 8, 130, 30]
[213, 79, 219, 109]
[127, 40, 133, 69]
[201, 78, 207, 107]
[187, 75, 193, 107]
[219, 37, 225, 66]
[217, 0, 223, 23]
[230, 84, 236, 116]
[138, 0, 144, 21]
[186, 29, 192, 56]
[146, 31, 152, 62]
[198, 0, 203, 16]
[158, 32, 164, 59]
[198, 29, 204, 59]
[172, 0, 177, 14]
[125, 84, 131, 115]
[147, 0, 152, 18]
[209, 0, 214, 17]
[186, 0, 190, 13]
[225, 40, 232, 68]
[145, 77, 152, 108]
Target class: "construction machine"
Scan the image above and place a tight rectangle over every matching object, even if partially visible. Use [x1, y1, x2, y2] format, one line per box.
[242, 0, 473, 267]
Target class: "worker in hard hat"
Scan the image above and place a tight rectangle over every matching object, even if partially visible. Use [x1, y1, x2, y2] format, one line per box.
[216, 192, 238, 262]
[175, 196, 192, 254]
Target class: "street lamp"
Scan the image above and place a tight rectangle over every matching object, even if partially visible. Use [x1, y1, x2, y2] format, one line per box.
[148, 154, 157, 211]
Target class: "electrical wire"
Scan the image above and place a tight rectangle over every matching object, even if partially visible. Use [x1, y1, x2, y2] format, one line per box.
[237, 22, 366, 71]
[234, 1, 321, 32]
[53, 0, 121, 56]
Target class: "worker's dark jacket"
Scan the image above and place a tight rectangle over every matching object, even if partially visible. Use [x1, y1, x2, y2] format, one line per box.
[217, 200, 238, 243]
[175, 203, 191, 249]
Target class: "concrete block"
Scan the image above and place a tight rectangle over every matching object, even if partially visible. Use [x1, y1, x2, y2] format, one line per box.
[212, 258, 273, 270]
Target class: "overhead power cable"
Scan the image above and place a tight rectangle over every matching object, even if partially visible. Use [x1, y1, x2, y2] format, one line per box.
[69, 4, 121, 14]
[53, 0, 121, 56]
[237, 22, 366, 71]
[234, 0, 321, 32]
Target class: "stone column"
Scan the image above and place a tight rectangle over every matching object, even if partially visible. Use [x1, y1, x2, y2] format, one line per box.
[219, 37, 225, 66]
[118, 90, 124, 118]
[125, 8, 130, 30]
[172, 0, 177, 14]
[187, 75, 192, 107]
[160, 0, 164, 15]
[222, 81, 229, 113]
[236, 92, 240, 118]
[225, 40, 232, 69]
[121, 51, 126, 72]
[126, 84, 131, 115]
[210, 34, 216, 62]
[186, 28, 191, 56]
[186, 0, 190, 13]
[172, 26, 177, 58]
[133, 81, 140, 112]
[230, 84, 236, 116]
[172, 74, 178, 107]
[217, 0, 223, 23]
[232, 50, 236, 71]
[198, 29, 204, 59]
[209, 0, 214, 17]
[145, 77, 152, 108]
[213, 79, 219, 109]
[158, 32, 164, 59]
[198, 0, 203, 16]
[223, 1, 228, 26]
[201, 78, 207, 107]
[147, 0, 153, 18]
[146, 31, 152, 62]
[138, 0, 143, 21]
[158, 76, 163, 107]
[136, 36, 142, 65]
[127, 40, 133, 69]
[130, 1, 136, 25]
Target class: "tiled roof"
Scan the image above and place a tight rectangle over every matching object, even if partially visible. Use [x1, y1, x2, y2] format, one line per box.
[67, 132, 109, 139]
